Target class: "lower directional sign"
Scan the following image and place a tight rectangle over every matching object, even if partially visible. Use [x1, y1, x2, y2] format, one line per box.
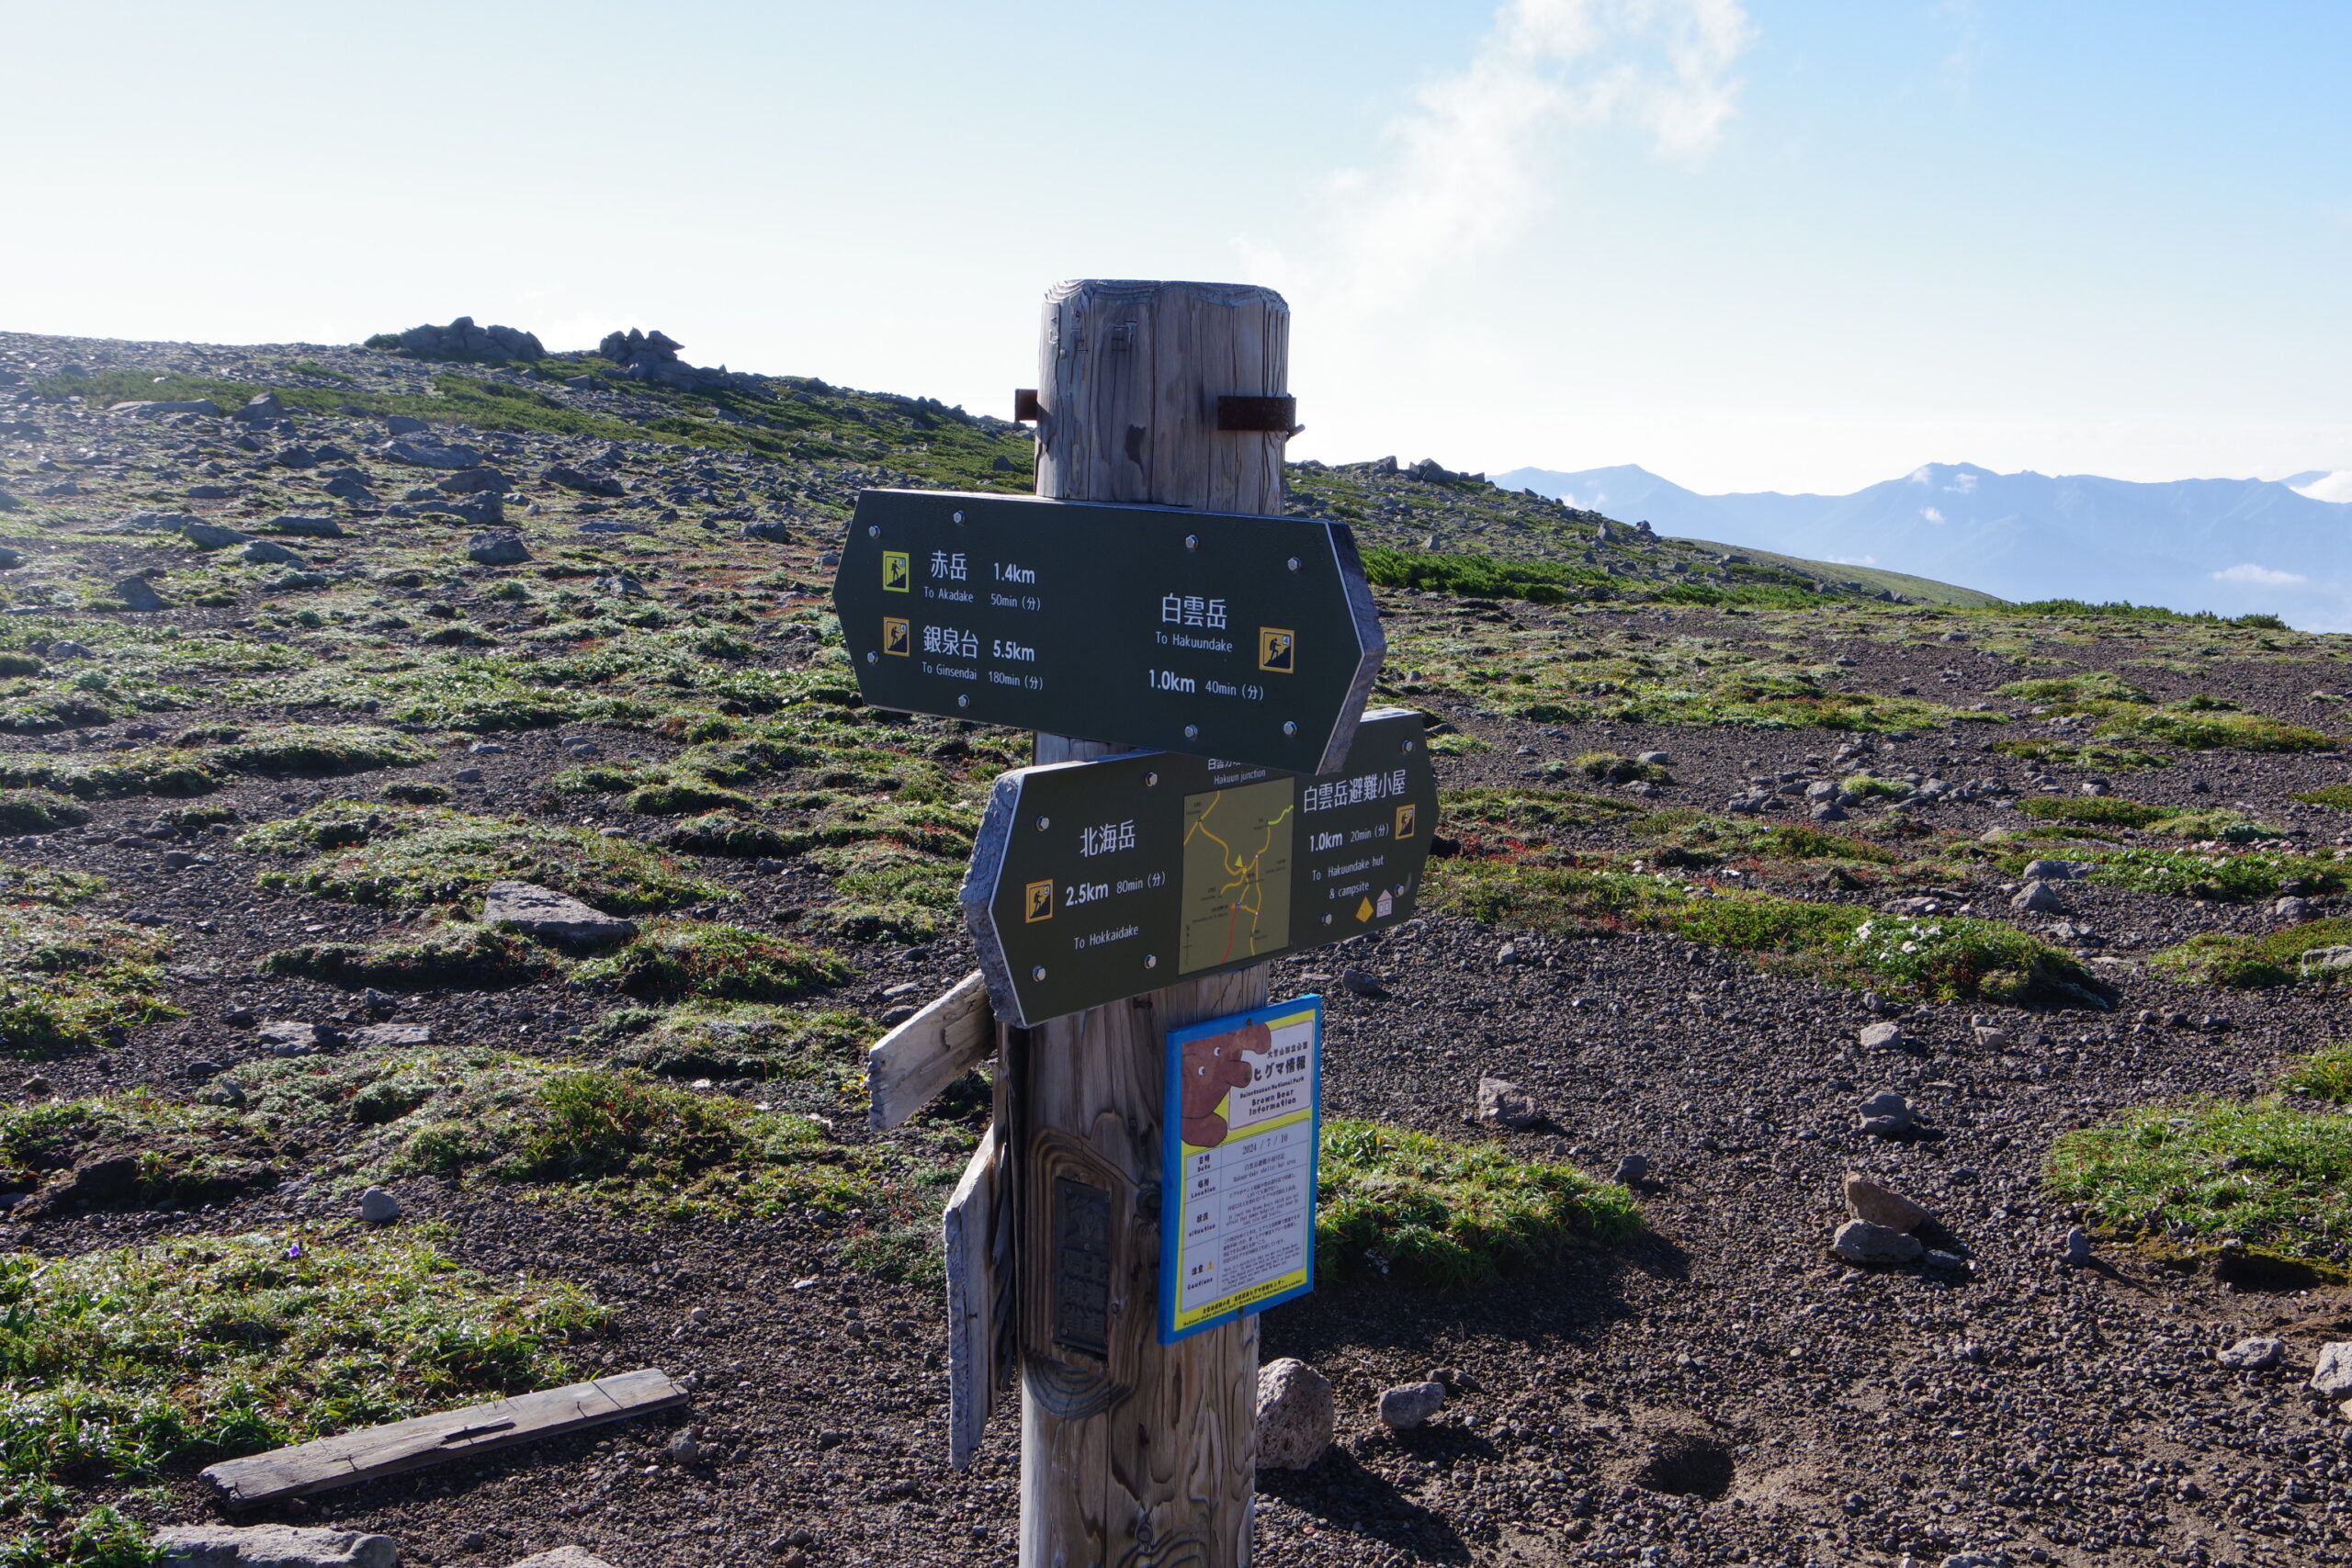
[961, 707, 1438, 1027]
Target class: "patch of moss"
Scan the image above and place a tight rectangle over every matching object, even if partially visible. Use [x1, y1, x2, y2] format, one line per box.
[1317, 1119, 1639, 1286]
[657, 813, 792, 858]
[2049, 1100, 2352, 1263]
[260, 921, 559, 990]
[573, 920, 848, 999]
[600, 1003, 879, 1086]
[0, 791, 88, 834]
[242, 802, 718, 912]
[2151, 919, 2352, 987]
[0, 905, 177, 1055]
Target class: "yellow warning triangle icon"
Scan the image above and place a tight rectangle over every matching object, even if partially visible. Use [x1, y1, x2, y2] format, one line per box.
[1355, 896, 1375, 922]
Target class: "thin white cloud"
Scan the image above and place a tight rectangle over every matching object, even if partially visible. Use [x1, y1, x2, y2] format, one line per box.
[1920, 506, 1945, 524]
[2293, 470, 2352, 503]
[1947, 471, 1977, 493]
[1304, 0, 1754, 314]
[1826, 553, 1879, 567]
[2212, 563, 2309, 587]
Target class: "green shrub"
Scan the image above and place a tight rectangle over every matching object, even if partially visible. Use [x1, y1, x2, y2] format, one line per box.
[2292, 785, 2352, 810]
[625, 779, 758, 817]
[1996, 672, 2153, 705]
[1317, 1119, 1638, 1286]
[658, 813, 792, 858]
[0, 907, 177, 1055]
[2016, 796, 2168, 829]
[0, 1232, 604, 1565]
[261, 922, 558, 989]
[379, 781, 452, 805]
[2098, 707, 2336, 752]
[2083, 846, 2339, 902]
[604, 1004, 878, 1084]
[2152, 919, 2352, 987]
[1574, 752, 1671, 785]
[0, 791, 88, 834]
[573, 920, 848, 999]
[2049, 1100, 2352, 1261]
[204, 725, 429, 776]
[2282, 1043, 2352, 1103]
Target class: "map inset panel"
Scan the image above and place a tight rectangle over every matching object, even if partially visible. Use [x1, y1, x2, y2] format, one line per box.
[1179, 779, 1295, 974]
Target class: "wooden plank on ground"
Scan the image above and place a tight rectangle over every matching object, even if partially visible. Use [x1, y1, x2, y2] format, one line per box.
[200, 1368, 691, 1507]
[944, 1120, 1008, 1470]
[866, 969, 993, 1131]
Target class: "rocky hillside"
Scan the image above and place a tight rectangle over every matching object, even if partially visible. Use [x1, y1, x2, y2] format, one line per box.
[0, 319, 2348, 1568]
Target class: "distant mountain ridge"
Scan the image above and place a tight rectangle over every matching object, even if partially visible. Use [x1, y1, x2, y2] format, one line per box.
[1491, 462, 2352, 631]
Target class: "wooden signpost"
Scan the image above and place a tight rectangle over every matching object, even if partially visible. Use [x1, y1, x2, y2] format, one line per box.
[844, 279, 1368, 1568]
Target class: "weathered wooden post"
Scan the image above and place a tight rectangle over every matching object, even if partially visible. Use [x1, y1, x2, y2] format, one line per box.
[1017, 279, 1291, 1568]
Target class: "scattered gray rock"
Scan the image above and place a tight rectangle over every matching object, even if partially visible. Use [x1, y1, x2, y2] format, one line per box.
[436, 467, 510, 495]
[47, 639, 93, 658]
[380, 440, 483, 470]
[109, 399, 222, 417]
[466, 531, 531, 566]
[384, 414, 431, 436]
[1377, 1380, 1446, 1429]
[181, 522, 252, 550]
[1475, 1077, 1541, 1130]
[482, 880, 639, 949]
[350, 1022, 434, 1049]
[1857, 1089, 1915, 1137]
[232, 391, 286, 424]
[1831, 1219, 1924, 1266]
[741, 519, 793, 543]
[265, 513, 346, 537]
[1811, 802, 1849, 822]
[505, 1551, 616, 1568]
[1635, 750, 1670, 766]
[2297, 945, 2352, 978]
[122, 509, 203, 533]
[2061, 1226, 2093, 1267]
[2311, 1342, 2352, 1397]
[1255, 1357, 1335, 1470]
[258, 1021, 332, 1057]
[1859, 1020, 1903, 1051]
[2021, 859, 2086, 880]
[665, 1427, 704, 1464]
[2217, 1336, 2285, 1371]
[1340, 966, 1386, 998]
[542, 464, 626, 497]
[153, 1523, 398, 1568]
[240, 540, 307, 567]
[2273, 896, 2316, 922]
[113, 576, 168, 612]
[357, 1186, 401, 1224]
[2010, 879, 2064, 914]
[1613, 1153, 1650, 1184]
[1843, 1171, 1930, 1231]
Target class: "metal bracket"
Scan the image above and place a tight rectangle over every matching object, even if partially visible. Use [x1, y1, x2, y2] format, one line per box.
[1216, 395, 1300, 436]
[1012, 388, 1044, 423]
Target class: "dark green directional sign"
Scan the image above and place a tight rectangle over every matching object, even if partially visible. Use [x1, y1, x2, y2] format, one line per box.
[832, 490, 1384, 775]
[962, 708, 1437, 1027]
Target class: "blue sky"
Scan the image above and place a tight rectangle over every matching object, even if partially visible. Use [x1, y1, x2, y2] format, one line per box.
[5, 1, 2345, 494]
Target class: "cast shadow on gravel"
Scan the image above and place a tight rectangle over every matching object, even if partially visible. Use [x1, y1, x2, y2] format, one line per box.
[1268, 1228, 1687, 1366]
[1258, 1436, 1489, 1562]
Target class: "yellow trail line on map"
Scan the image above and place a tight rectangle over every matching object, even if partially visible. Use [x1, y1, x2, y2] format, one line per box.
[1183, 791, 1295, 948]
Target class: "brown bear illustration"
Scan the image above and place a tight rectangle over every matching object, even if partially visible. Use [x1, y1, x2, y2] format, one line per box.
[1179, 1020, 1268, 1148]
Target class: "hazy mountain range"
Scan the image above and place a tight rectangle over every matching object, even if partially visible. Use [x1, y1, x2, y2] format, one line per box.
[1490, 462, 2352, 631]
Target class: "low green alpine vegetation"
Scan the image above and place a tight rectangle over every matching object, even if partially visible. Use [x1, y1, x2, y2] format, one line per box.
[0, 1231, 605, 1567]
[0, 904, 178, 1055]
[2293, 785, 2352, 810]
[1317, 1119, 1639, 1287]
[0, 791, 88, 834]
[2073, 845, 2341, 903]
[242, 802, 718, 912]
[2048, 1099, 2352, 1266]
[2016, 796, 2170, 829]
[191, 724, 432, 777]
[0, 1089, 280, 1210]
[572, 920, 849, 999]
[261, 920, 558, 990]
[2151, 919, 2352, 987]
[2282, 1042, 2352, 1103]
[595, 1002, 878, 1091]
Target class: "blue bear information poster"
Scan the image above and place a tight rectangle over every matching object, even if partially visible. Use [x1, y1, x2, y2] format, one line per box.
[1159, 996, 1323, 1344]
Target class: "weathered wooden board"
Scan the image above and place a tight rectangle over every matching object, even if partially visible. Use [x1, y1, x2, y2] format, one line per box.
[200, 1369, 690, 1507]
[944, 1119, 1012, 1469]
[866, 970, 994, 1131]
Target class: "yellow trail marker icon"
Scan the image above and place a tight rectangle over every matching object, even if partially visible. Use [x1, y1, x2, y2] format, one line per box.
[1355, 896, 1374, 922]
[882, 550, 910, 592]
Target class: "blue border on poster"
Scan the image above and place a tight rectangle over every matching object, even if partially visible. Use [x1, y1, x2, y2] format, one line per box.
[1158, 995, 1324, 1346]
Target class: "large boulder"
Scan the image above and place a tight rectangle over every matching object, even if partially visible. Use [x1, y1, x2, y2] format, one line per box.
[1842, 1172, 1930, 1232]
[466, 530, 530, 566]
[232, 391, 287, 424]
[1831, 1219, 1923, 1266]
[152, 1523, 398, 1568]
[541, 464, 626, 497]
[182, 522, 251, 550]
[482, 881, 638, 949]
[382, 315, 546, 363]
[595, 328, 752, 391]
[113, 575, 169, 612]
[380, 439, 483, 470]
[1255, 1358, 1334, 1471]
[108, 399, 222, 417]
[264, 513, 346, 537]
